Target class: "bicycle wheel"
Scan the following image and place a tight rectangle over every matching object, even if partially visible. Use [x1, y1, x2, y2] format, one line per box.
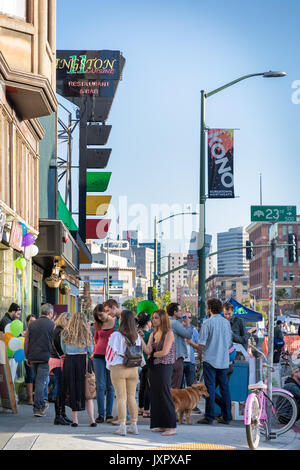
[246, 395, 261, 450]
[269, 391, 298, 436]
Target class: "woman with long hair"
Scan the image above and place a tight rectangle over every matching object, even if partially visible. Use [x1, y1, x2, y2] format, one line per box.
[49, 312, 72, 425]
[61, 312, 96, 427]
[105, 310, 141, 436]
[140, 309, 177, 436]
[92, 304, 115, 423]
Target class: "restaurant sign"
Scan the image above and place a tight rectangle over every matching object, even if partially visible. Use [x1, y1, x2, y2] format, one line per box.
[56, 50, 121, 98]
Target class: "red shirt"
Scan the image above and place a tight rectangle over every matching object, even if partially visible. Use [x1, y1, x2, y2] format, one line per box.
[94, 322, 115, 357]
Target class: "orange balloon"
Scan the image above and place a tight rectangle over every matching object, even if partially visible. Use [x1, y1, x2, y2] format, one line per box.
[4, 332, 13, 347]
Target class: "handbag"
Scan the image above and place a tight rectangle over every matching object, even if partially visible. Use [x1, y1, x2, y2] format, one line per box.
[85, 354, 96, 400]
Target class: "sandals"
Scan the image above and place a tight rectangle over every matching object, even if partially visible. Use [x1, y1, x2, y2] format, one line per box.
[161, 429, 177, 436]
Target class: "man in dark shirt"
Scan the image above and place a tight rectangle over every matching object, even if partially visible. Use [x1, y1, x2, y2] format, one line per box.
[25, 303, 55, 417]
[0, 303, 21, 332]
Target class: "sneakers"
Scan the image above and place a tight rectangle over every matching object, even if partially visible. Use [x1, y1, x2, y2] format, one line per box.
[127, 423, 139, 435]
[197, 417, 213, 425]
[114, 423, 127, 436]
[216, 416, 230, 425]
[34, 409, 46, 417]
[96, 415, 104, 423]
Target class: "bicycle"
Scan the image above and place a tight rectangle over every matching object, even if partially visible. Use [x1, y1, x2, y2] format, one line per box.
[244, 344, 298, 450]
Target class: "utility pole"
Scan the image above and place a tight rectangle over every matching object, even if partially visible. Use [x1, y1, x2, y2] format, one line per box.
[106, 234, 110, 300]
[266, 233, 276, 432]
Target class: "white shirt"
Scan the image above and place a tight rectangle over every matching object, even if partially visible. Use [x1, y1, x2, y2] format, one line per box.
[105, 331, 141, 370]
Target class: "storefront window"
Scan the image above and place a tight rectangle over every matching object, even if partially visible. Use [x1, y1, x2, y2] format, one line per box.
[0, 0, 26, 20]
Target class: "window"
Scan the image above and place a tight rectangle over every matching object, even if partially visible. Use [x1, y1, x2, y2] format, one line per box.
[289, 272, 294, 281]
[288, 225, 293, 234]
[282, 225, 287, 235]
[283, 272, 288, 281]
[0, 0, 26, 20]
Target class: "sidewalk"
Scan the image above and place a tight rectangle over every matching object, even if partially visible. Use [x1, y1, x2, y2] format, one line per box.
[1, 398, 299, 451]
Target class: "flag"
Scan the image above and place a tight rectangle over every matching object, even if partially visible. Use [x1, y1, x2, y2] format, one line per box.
[226, 297, 263, 322]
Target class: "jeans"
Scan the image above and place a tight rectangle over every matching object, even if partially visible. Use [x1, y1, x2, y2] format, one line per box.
[215, 362, 234, 410]
[203, 361, 231, 423]
[93, 357, 114, 417]
[52, 367, 62, 399]
[32, 363, 49, 411]
[182, 362, 196, 387]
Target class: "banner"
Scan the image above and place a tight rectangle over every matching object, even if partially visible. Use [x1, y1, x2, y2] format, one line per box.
[208, 129, 234, 198]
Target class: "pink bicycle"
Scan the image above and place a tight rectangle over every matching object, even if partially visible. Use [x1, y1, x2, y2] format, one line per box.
[244, 345, 298, 450]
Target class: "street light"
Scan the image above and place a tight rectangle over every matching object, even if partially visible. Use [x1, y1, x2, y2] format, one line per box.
[198, 70, 286, 326]
[153, 212, 198, 288]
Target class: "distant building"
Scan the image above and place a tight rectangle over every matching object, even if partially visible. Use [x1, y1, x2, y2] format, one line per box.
[217, 227, 249, 275]
[205, 273, 249, 304]
[247, 219, 300, 316]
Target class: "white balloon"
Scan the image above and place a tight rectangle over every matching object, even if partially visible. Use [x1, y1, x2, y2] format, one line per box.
[26, 244, 39, 257]
[8, 337, 22, 352]
[4, 323, 11, 333]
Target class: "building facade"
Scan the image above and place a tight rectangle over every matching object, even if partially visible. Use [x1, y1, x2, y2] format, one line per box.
[0, 0, 57, 321]
[247, 219, 300, 316]
[205, 273, 249, 304]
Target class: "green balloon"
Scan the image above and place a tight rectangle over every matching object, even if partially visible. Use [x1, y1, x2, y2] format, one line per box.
[15, 257, 26, 270]
[7, 347, 14, 357]
[10, 320, 23, 337]
[137, 300, 158, 318]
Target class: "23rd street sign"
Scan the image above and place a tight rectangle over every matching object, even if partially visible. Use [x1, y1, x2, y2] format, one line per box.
[251, 205, 297, 222]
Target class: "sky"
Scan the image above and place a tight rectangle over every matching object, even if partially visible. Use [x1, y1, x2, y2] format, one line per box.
[56, 0, 300, 264]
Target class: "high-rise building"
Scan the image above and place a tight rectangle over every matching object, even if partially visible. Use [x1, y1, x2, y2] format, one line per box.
[168, 253, 188, 302]
[217, 227, 249, 275]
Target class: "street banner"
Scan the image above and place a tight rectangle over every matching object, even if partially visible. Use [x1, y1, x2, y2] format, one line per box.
[208, 129, 234, 198]
[226, 297, 263, 322]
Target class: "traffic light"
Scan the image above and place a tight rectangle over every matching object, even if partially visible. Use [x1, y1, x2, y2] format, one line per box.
[109, 275, 113, 288]
[246, 241, 254, 260]
[288, 233, 297, 263]
[148, 286, 153, 301]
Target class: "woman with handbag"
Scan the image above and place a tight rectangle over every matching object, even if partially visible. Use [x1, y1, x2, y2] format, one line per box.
[105, 310, 142, 436]
[61, 312, 97, 427]
[92, 304, 115, 423]
[140, 309, 177, 436]
[49, 312, 72, 425]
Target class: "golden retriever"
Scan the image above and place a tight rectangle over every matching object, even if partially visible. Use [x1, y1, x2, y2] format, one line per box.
[171, 383, 209, 425]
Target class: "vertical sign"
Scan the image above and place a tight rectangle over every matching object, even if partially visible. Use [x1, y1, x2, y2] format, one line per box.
[208, 129, 234, 198]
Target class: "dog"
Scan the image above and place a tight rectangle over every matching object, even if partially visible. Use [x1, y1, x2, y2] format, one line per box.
[171, 383, 209, 425]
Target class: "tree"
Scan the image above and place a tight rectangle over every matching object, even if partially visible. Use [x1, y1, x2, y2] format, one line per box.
[122, 297, 145, 314]
[81, 281, 92, 318]
[275, 288, 288, 315]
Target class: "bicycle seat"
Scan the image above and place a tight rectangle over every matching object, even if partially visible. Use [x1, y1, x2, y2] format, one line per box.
[248, 381, 267, 391]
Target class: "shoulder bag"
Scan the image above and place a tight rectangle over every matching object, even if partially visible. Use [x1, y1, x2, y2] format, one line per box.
[85, 353, 96, 400]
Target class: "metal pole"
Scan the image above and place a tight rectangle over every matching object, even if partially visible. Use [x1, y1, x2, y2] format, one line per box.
[154, 216, 157, 288]
[267, 236, 276, 433]
[198, 90, 206, 327]
[106, 235, 110, 300]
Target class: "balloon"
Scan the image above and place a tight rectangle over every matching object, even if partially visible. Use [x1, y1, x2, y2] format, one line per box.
[15, 257, 26, 270]
[14, 349, 25, 363]
[4, 323, 11, 334]
[4, 332, 13, 347]
[10, 319, 23, 337]
[8, 337, 22, 352]
[20, 337, 25, 348]
[26, 244, 39, 257]
[18, 222, 27, 236]
[7, 347, 14, 358]
[137, 300, 158, 318]
[22, 232, 35, 247]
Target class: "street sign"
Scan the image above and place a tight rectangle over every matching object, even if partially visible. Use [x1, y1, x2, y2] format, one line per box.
[251, 205, 297, 223]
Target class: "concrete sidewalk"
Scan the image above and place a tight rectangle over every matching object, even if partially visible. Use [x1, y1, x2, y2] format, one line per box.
[1, 399, 299, 451]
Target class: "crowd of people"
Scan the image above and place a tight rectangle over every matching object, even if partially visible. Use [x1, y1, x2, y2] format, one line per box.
[0, 298, 299, 437]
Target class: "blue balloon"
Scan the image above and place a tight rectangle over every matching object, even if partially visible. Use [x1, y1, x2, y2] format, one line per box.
[14, 348, 25, 364]
[18, 222, 27, 236]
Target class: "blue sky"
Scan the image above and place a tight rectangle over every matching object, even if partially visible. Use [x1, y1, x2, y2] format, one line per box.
[56, 0, 300, 259]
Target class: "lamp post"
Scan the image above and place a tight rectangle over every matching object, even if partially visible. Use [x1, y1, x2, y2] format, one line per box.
[198, 71, 286, 326]
[153, 212, 198, 288]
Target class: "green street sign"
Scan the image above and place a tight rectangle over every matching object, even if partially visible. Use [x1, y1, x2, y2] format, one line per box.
[251, 205, 297, 222]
